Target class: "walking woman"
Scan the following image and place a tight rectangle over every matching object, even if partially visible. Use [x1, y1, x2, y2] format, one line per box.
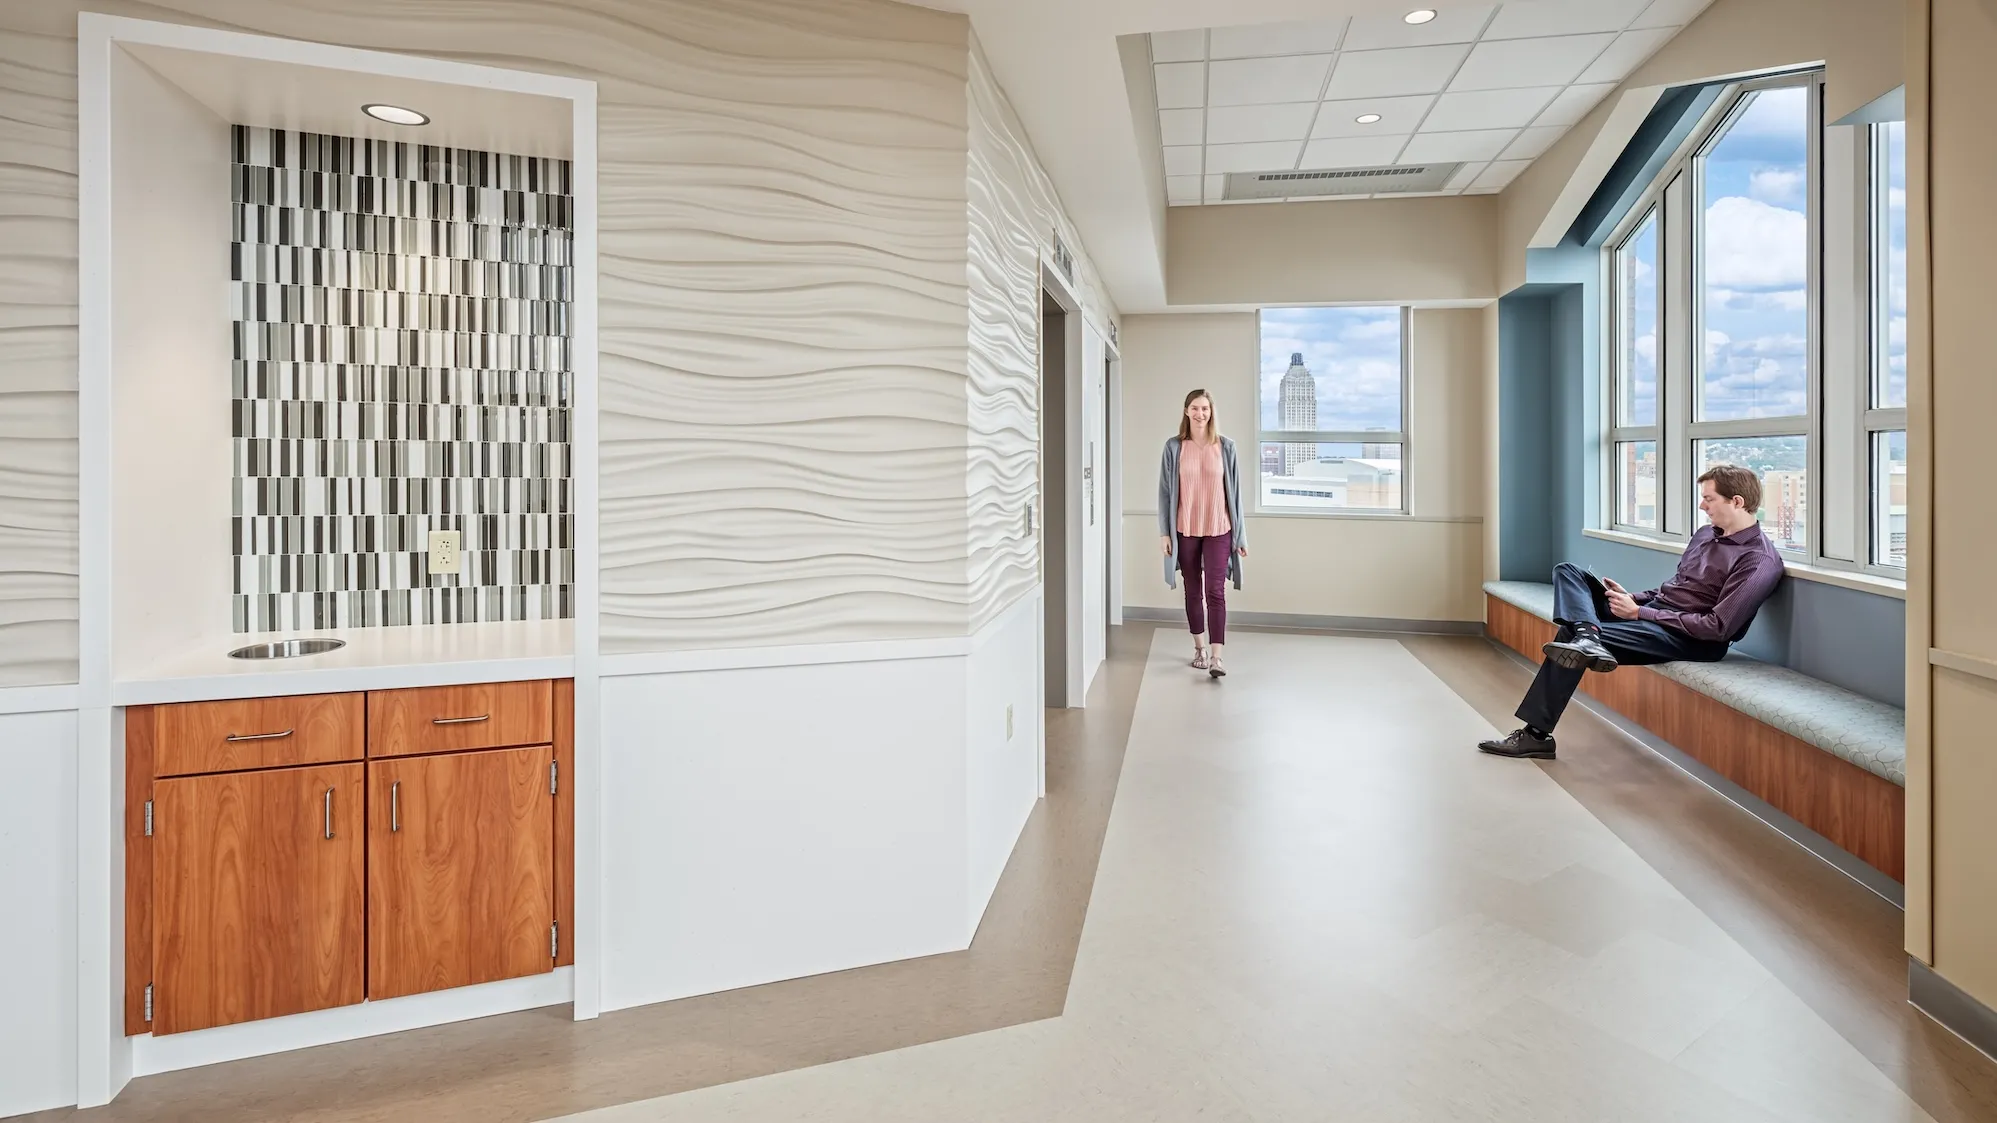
[1159, 388, 1247, 678]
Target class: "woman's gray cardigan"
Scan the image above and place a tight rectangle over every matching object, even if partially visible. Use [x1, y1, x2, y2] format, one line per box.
[1158, 436, 1246, 591]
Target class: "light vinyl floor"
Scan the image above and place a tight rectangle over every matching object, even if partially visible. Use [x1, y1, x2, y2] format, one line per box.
[555, 631, 1935, 1122]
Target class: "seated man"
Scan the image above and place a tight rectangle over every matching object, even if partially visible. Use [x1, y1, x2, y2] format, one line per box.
[1480, 464, 1786, 760]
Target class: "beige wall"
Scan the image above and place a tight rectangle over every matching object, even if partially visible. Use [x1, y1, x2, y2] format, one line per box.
[1166, 195, 1500, 307]
[1917, 0, 1997, 1010]
[1119, 309, 1486, 626]
[1498, 0, 1905, 292]
[0, 0, 1119, 679]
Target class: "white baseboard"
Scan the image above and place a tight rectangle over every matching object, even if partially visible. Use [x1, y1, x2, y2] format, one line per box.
[131, 968, 573, 1077]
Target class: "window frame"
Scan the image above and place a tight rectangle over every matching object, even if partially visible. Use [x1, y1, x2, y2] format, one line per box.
[1252, 305, 1413, 518]
[1863, 120, 1909, 570]
[1608, 203, 1662, 533]
[1597, 69, 1908, 585]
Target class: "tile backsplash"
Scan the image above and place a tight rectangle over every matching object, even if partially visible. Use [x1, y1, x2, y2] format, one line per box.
[230, 127, 574, 633]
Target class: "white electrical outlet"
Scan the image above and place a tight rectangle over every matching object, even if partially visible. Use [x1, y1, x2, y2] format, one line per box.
[1006, 704, 1014, 741]
[428, 529, 463, 575]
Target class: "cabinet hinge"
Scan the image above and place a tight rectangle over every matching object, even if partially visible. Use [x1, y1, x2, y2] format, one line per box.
[143, 983, 153, 1023]
[143, 800, 153, 837]
[550, 760, 558, 796]
[551, 922, 559, 959]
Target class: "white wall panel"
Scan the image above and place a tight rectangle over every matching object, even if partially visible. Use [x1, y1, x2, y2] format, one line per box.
[963, 593, 1041, 932]
[0, 710, 78, 1116]
[600, 659, 969, 1010]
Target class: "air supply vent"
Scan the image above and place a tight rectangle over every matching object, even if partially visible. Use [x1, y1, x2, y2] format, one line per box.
[1223, 162, 1463, 201]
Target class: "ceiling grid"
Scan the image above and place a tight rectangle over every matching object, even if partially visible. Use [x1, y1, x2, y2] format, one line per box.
[1152, 0, 1715, 205]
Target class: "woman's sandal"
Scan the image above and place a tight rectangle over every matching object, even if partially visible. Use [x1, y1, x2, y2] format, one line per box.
[1190, 647, 1210, 670]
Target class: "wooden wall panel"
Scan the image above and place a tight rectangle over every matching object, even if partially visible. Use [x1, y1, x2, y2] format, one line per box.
[1486, 596, 1905, 881]
[124, 707, 155, 1035]
[553, 678, 575, 968]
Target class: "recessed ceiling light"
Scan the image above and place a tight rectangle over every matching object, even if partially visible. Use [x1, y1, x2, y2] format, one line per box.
[1404, 8, 1439, 23]
[362, 104, 429, 126]
[1355, 113, 1383, 124]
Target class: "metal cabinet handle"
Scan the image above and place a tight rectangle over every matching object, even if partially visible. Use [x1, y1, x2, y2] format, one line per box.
[390, 780, 400, 833]
[323, 788, 334, 840]
[431, 714, 490, 726]
[226, 728, 294, 742]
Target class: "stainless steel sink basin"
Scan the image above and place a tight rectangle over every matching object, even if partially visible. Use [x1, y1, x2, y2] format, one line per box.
[228, 638, 347, 660]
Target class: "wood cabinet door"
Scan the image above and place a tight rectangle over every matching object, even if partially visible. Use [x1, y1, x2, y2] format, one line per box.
[152, 763, 365, 1034]
[368, 745, 555, 1000]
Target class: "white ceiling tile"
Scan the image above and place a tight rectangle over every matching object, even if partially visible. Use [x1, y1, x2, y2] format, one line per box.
[1153, 62, 1207, 110]
[1203, 173, 1226, 202]
[1208, 55, 1335, 106]
[1400, 129, 1517, 163]
[1207, 102, 1319, 145]
[1204, 139, 1304, 173]
[1577, 27, 1676, 83]
[1150, 29, 1207, 63]
[1159, 108, 1204, 147]
[1343, 5, 1495, 50]
[1472, 158, 1533, 190]
[1208, 19, 1349, 59]
[1311, 94, 1435, 138]
[1483, 0, 1650, 39]
[1299, 134, 1409, 168]
[1420, 87, 1560, 132]
[1446, 162, 1489, 190]
[1163, 145, 1204, 176]
[1166, 174, 1202, 205]
[1631, 0, 1713, 29]
[1325, 44, 1472, 99]
[1449, 34, 1617, 90]
[1534, 82, 1616, 127]
[1501, 125, 1565, 159]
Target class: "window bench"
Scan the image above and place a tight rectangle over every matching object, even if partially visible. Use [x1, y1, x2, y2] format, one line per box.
[1483, 580, 1906, 882]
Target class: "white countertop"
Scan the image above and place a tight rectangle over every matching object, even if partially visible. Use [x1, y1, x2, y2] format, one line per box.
[113, 619, 575, 705]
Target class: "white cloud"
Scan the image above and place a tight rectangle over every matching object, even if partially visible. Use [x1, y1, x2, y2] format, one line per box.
[1749, 168, 1804, 206]
[1703, 195, 1807, 291]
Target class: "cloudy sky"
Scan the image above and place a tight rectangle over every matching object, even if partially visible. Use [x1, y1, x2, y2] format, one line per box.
[1256, 306, 1402, 433]
[1700, 85, 1811, 421]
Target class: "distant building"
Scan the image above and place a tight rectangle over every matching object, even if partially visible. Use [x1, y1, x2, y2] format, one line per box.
[1262, 457, 1402, 511]
[1278, 352, 1316, 476]
[1260, 444, 1282, 478]
[1761, 468, 1807, 551]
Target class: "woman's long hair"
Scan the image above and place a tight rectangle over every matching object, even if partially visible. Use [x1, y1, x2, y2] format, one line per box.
[1177, 389, 1219, 444]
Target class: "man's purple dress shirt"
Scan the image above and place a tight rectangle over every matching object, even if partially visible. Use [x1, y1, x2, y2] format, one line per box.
[1634, 523, 1785, 643]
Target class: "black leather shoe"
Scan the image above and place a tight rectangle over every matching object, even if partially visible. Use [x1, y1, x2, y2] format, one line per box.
[1543, 633, 1618, 673]
[1479, 728, 1557, 759]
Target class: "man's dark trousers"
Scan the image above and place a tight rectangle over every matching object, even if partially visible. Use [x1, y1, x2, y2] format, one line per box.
[1517, 562, 1729, 732]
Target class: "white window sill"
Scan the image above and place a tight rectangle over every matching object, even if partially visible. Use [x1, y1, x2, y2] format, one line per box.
[1582, 528, 1908, 600]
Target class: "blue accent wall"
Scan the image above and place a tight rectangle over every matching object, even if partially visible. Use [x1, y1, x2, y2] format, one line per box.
[1498, 231, 1907, 706]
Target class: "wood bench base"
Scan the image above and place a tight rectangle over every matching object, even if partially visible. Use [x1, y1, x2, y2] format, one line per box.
[1486, 596, 1905, 881]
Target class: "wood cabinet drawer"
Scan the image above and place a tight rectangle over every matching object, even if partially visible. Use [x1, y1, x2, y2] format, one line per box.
[367, 680, 554, 758]
[149, 693, 364, 777]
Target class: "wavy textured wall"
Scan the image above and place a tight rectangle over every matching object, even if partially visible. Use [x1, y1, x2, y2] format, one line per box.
[964, 38, 1116, 633]
[0, 0, 982, 676]
[0, 19, 81, 686]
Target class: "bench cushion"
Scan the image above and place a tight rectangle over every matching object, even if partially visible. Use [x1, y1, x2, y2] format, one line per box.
[1484, 581, 1907, 787]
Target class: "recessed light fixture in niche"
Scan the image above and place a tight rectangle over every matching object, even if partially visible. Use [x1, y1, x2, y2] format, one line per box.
[362, 103, 429, 126]
[1404, 8, 1439, 23]
[1355, 113, 1383, 124]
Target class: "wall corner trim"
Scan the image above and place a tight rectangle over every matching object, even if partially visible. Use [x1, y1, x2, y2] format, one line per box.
[1910, 958, 1997, 1064]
